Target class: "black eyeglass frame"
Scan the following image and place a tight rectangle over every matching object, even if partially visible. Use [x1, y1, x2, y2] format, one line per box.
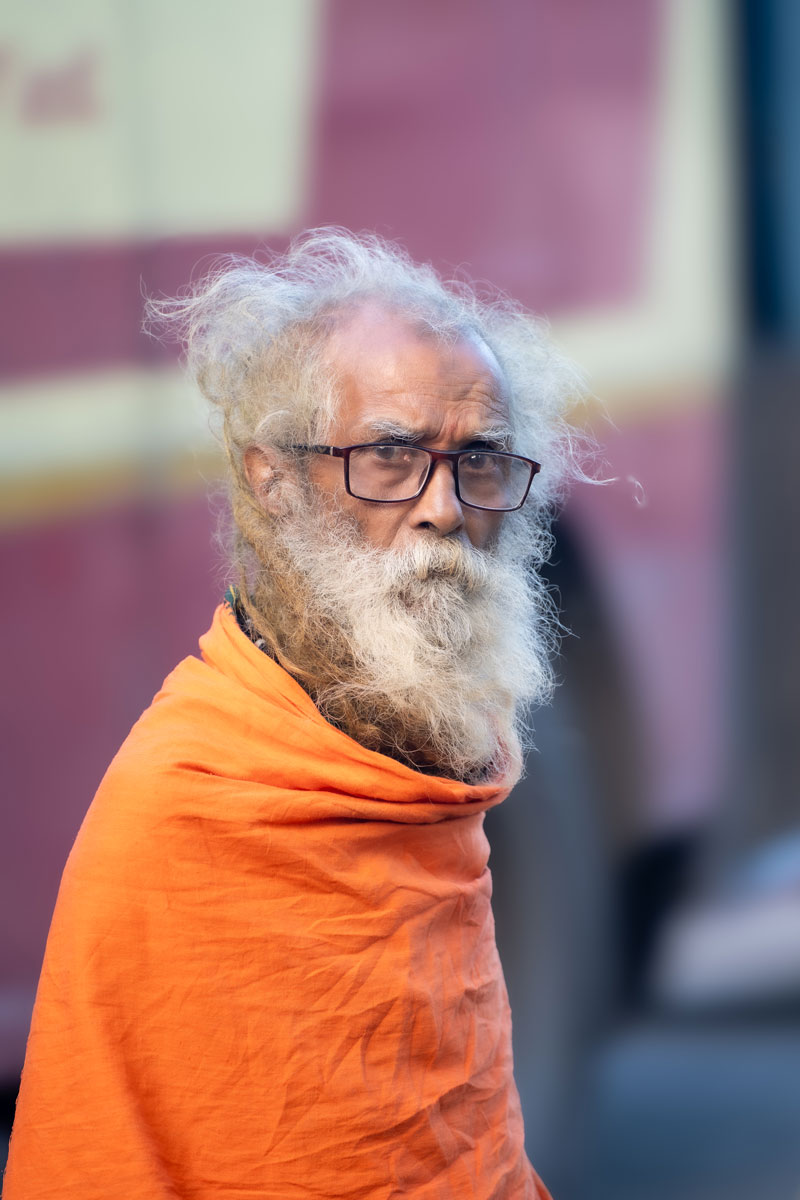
[294, 443, 542, 512]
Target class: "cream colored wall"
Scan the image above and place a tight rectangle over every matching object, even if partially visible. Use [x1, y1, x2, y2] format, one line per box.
[553, 0, 739, 416]
[0, 1, 321, 522]
[1, 0, 320, 243]
[0, 0, 737, 522]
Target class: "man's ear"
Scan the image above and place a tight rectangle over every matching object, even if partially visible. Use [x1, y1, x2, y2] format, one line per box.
[243, 446, 285, 516]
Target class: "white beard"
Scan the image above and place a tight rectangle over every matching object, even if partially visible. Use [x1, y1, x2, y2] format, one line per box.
[271, 491, 555, 784]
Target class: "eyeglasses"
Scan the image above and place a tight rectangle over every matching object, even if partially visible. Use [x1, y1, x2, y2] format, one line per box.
[294, 443, 541, 512]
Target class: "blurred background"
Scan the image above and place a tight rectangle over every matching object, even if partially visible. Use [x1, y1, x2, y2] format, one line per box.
[1, 1, 799, 1196]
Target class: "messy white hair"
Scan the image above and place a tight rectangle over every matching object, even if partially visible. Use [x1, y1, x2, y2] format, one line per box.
[147, 226, 586, 526]
[147, 229, 590, 779]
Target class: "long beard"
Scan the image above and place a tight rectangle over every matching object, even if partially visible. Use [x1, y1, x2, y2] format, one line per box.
[236, 485, 555, 785]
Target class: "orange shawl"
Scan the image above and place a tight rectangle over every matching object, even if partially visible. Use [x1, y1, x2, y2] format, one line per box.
[5, 604, 550, 1199]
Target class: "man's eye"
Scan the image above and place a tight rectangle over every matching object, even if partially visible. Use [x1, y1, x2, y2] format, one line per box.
[370, 445, 408, 463]
[462, 452, 496, 472]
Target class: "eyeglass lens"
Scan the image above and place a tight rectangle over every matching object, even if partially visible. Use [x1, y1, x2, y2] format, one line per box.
[347, 445, 531, 510]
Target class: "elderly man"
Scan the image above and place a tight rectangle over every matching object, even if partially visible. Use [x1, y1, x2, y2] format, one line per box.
[6, 231, 579, 1198]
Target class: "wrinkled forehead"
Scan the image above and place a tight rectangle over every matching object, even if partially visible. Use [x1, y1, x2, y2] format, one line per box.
[322, 301, 504, 380]
[321, 302, 511, 437]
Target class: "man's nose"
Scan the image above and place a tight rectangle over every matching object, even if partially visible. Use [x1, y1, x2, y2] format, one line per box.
[408, 459, 465, 536]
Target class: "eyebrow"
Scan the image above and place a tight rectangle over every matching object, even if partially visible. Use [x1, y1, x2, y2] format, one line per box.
[357, 418, 514, 451]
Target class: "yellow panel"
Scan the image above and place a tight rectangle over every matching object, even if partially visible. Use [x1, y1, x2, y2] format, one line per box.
[0, 366, 214, 477]
[0, 0, 320, 243]
[551, 0, 738, 407]
[0, 365, 224, 524]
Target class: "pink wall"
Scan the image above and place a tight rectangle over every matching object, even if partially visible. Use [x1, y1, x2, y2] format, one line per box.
[2, 0, 728, 1078]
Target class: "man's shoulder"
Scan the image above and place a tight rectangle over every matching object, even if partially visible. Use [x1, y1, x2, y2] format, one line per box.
[59, 640, 274, 902]
[106, 600, 296, 786]
[81, 600, 326, 835]
[98, 635, 272, 802]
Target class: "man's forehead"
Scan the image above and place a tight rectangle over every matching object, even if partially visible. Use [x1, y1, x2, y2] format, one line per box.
[323, 302, 501, 374]
[350, 398, 513, 449]
[323, 303, 511, 435]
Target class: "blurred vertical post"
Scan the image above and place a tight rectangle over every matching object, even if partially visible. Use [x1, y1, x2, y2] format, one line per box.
[726, 0, 800, 857]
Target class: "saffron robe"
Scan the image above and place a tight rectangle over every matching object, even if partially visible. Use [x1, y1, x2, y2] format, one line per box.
[5, 603, 550, 1199]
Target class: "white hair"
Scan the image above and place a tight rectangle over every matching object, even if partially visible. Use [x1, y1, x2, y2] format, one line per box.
[271, 488, 552, 784]
[146, 226, 587, 533]
[146, 228, 593, 778]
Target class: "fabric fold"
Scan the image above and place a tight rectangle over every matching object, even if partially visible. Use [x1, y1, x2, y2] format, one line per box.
[5, 604, 549, 1199]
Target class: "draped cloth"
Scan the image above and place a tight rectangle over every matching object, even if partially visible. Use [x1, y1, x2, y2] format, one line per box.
[5, 603, 550, 1199]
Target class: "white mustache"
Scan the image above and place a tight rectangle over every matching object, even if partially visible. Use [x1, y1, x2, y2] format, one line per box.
[381, 537, 493, 593]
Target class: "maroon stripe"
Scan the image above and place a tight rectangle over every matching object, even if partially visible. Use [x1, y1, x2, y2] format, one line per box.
[2, 0, 660, 383]
[307, 0, 661, 315]
[0, 233, 287, 382]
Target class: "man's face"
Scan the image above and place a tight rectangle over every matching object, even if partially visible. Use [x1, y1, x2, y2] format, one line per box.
[306, 307, 512, 553]
[240, 306, 547, 781]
